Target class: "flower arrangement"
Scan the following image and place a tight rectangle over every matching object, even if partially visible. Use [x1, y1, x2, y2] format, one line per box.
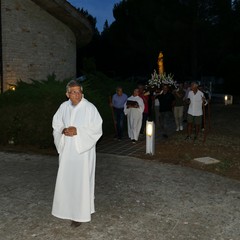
[147, 69, 177, 89]
[148, 69, 160, 87]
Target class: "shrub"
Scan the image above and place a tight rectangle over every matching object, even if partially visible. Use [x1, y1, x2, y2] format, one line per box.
[0, 72, 136, 149]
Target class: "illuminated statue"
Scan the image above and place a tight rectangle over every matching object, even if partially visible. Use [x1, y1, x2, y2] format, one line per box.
[158, 51, 164, 75]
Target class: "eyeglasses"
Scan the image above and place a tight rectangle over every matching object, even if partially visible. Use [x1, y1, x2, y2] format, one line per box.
[68, 90, 81, 95]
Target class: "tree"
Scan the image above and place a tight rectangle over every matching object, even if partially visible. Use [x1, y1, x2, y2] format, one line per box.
[78, 0, 239, 93]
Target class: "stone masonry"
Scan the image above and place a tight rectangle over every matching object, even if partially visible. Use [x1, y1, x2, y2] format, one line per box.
[1, 0, 89, 91]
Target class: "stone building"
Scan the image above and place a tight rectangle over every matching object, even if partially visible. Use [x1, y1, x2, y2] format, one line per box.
[0, 0, 93, 92]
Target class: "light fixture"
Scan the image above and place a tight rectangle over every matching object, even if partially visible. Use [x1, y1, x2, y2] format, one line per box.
[8, 84, 16, 91]
[146, 122, 153, 136]
[146, 121, 155, 155]
[224, 95, 233, 105]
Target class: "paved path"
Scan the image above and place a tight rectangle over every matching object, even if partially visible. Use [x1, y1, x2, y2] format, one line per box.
[97, 134, 152, 157]
[1, 150, 240, 240]
[96, 121, 175, 157]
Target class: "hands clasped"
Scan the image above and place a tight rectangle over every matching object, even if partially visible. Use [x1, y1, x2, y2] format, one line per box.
[62, 126, 77, 137]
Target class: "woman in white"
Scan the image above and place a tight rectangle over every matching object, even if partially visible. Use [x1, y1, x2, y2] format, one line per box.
[124, 88, 144, 143]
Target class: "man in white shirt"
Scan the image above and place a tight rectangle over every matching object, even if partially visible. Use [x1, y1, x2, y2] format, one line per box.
[185, 82, 205, 141]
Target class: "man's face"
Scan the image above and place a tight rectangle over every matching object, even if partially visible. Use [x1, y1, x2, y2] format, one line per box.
[133, 89, 139, 96]
[191, 83, 198, 93]
[66, 86, 83, 105]
[117, 88, 123, 96]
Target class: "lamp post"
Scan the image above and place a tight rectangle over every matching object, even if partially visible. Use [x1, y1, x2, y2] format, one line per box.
[146, 120, 155, 155]
[224, 95, 233, 105]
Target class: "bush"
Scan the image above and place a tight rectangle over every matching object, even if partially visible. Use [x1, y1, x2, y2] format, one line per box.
[0, 73, 136, 149]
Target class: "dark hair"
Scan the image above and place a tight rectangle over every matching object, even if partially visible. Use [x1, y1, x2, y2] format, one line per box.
[116, 86, 123, 91]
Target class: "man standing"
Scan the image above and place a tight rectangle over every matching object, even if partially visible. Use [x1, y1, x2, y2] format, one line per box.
[155, 84, 175, 138]
[52, 80, 103, 227]
[124, 88, 144, 143]
[111, 86, 128, 140]
[138, 84, 150, 135]
[185, 82, 205, 141]
[173, 82, 185, 131]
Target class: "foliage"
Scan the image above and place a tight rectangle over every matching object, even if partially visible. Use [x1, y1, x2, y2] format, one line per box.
[0, 73, 136, 149]
[0, 74, 67, 148]
[81, 0, 240, 94]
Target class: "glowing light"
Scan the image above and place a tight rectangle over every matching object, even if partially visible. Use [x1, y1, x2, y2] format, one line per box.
[9, 84, 16, 91]
[146, 121, 155, 155]
[224, 95, 233, 105]
[146, 122, 153, 136]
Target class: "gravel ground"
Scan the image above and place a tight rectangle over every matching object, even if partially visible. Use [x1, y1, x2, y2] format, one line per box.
[138, 103, 240, 181]
[1, 151, 240, 240]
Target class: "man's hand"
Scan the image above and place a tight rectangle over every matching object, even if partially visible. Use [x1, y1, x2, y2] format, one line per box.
[62, 126, 77, 137]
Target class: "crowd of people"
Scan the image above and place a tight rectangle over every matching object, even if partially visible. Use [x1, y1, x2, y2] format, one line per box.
[111, 81, 211, 143]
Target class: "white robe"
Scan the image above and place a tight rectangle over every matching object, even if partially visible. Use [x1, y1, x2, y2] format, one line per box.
[124, 96, 144, 141]
[52, 98, 102, 222]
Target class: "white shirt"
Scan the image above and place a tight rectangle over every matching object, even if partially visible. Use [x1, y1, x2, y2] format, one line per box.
[187, 90, 204, 116]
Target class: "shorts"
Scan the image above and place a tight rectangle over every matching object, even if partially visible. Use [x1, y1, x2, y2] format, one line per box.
[187, 114, 202, 125]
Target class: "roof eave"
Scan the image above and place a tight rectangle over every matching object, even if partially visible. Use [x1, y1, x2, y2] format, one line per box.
[31, 0, 93, 47]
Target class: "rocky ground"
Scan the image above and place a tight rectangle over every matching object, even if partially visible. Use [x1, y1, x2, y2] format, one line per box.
[139, 103, 240, 181]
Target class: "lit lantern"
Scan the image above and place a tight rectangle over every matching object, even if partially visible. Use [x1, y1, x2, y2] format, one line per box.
[224, 95, 233, 105]
[146, 122, 153, 136]
[146, 121, 155, 155]
[9, 84, 16, 91]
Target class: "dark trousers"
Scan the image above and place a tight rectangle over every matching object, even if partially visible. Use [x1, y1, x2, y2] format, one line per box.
[114, 108, 125, 139]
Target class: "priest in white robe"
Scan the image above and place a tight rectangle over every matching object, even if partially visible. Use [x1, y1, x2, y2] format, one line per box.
[52, 80, 103, 227]
[124, 88, 144, 143]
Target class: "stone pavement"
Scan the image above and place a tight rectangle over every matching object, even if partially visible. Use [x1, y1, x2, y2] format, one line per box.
[96, 121, 175, 157]
[1, 144, 240, 240]
[96, 134, 155, 157]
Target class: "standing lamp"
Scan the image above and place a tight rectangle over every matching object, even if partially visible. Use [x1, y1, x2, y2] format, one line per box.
[146, 121, 155, 155]
[224, 95, 233, 105]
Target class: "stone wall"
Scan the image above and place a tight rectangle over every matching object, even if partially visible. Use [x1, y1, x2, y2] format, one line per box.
[1, 0, 76, 91]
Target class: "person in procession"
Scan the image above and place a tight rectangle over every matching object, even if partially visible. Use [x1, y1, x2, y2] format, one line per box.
[138, 84, 150, 135]
[172, 82, 185, 131]
[185, 82, 206, 141]
[124, 88, 144, 143]
[155, 84, 175, 138]
[51, 80, 103, 227]
[111, 86, 128, 140]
